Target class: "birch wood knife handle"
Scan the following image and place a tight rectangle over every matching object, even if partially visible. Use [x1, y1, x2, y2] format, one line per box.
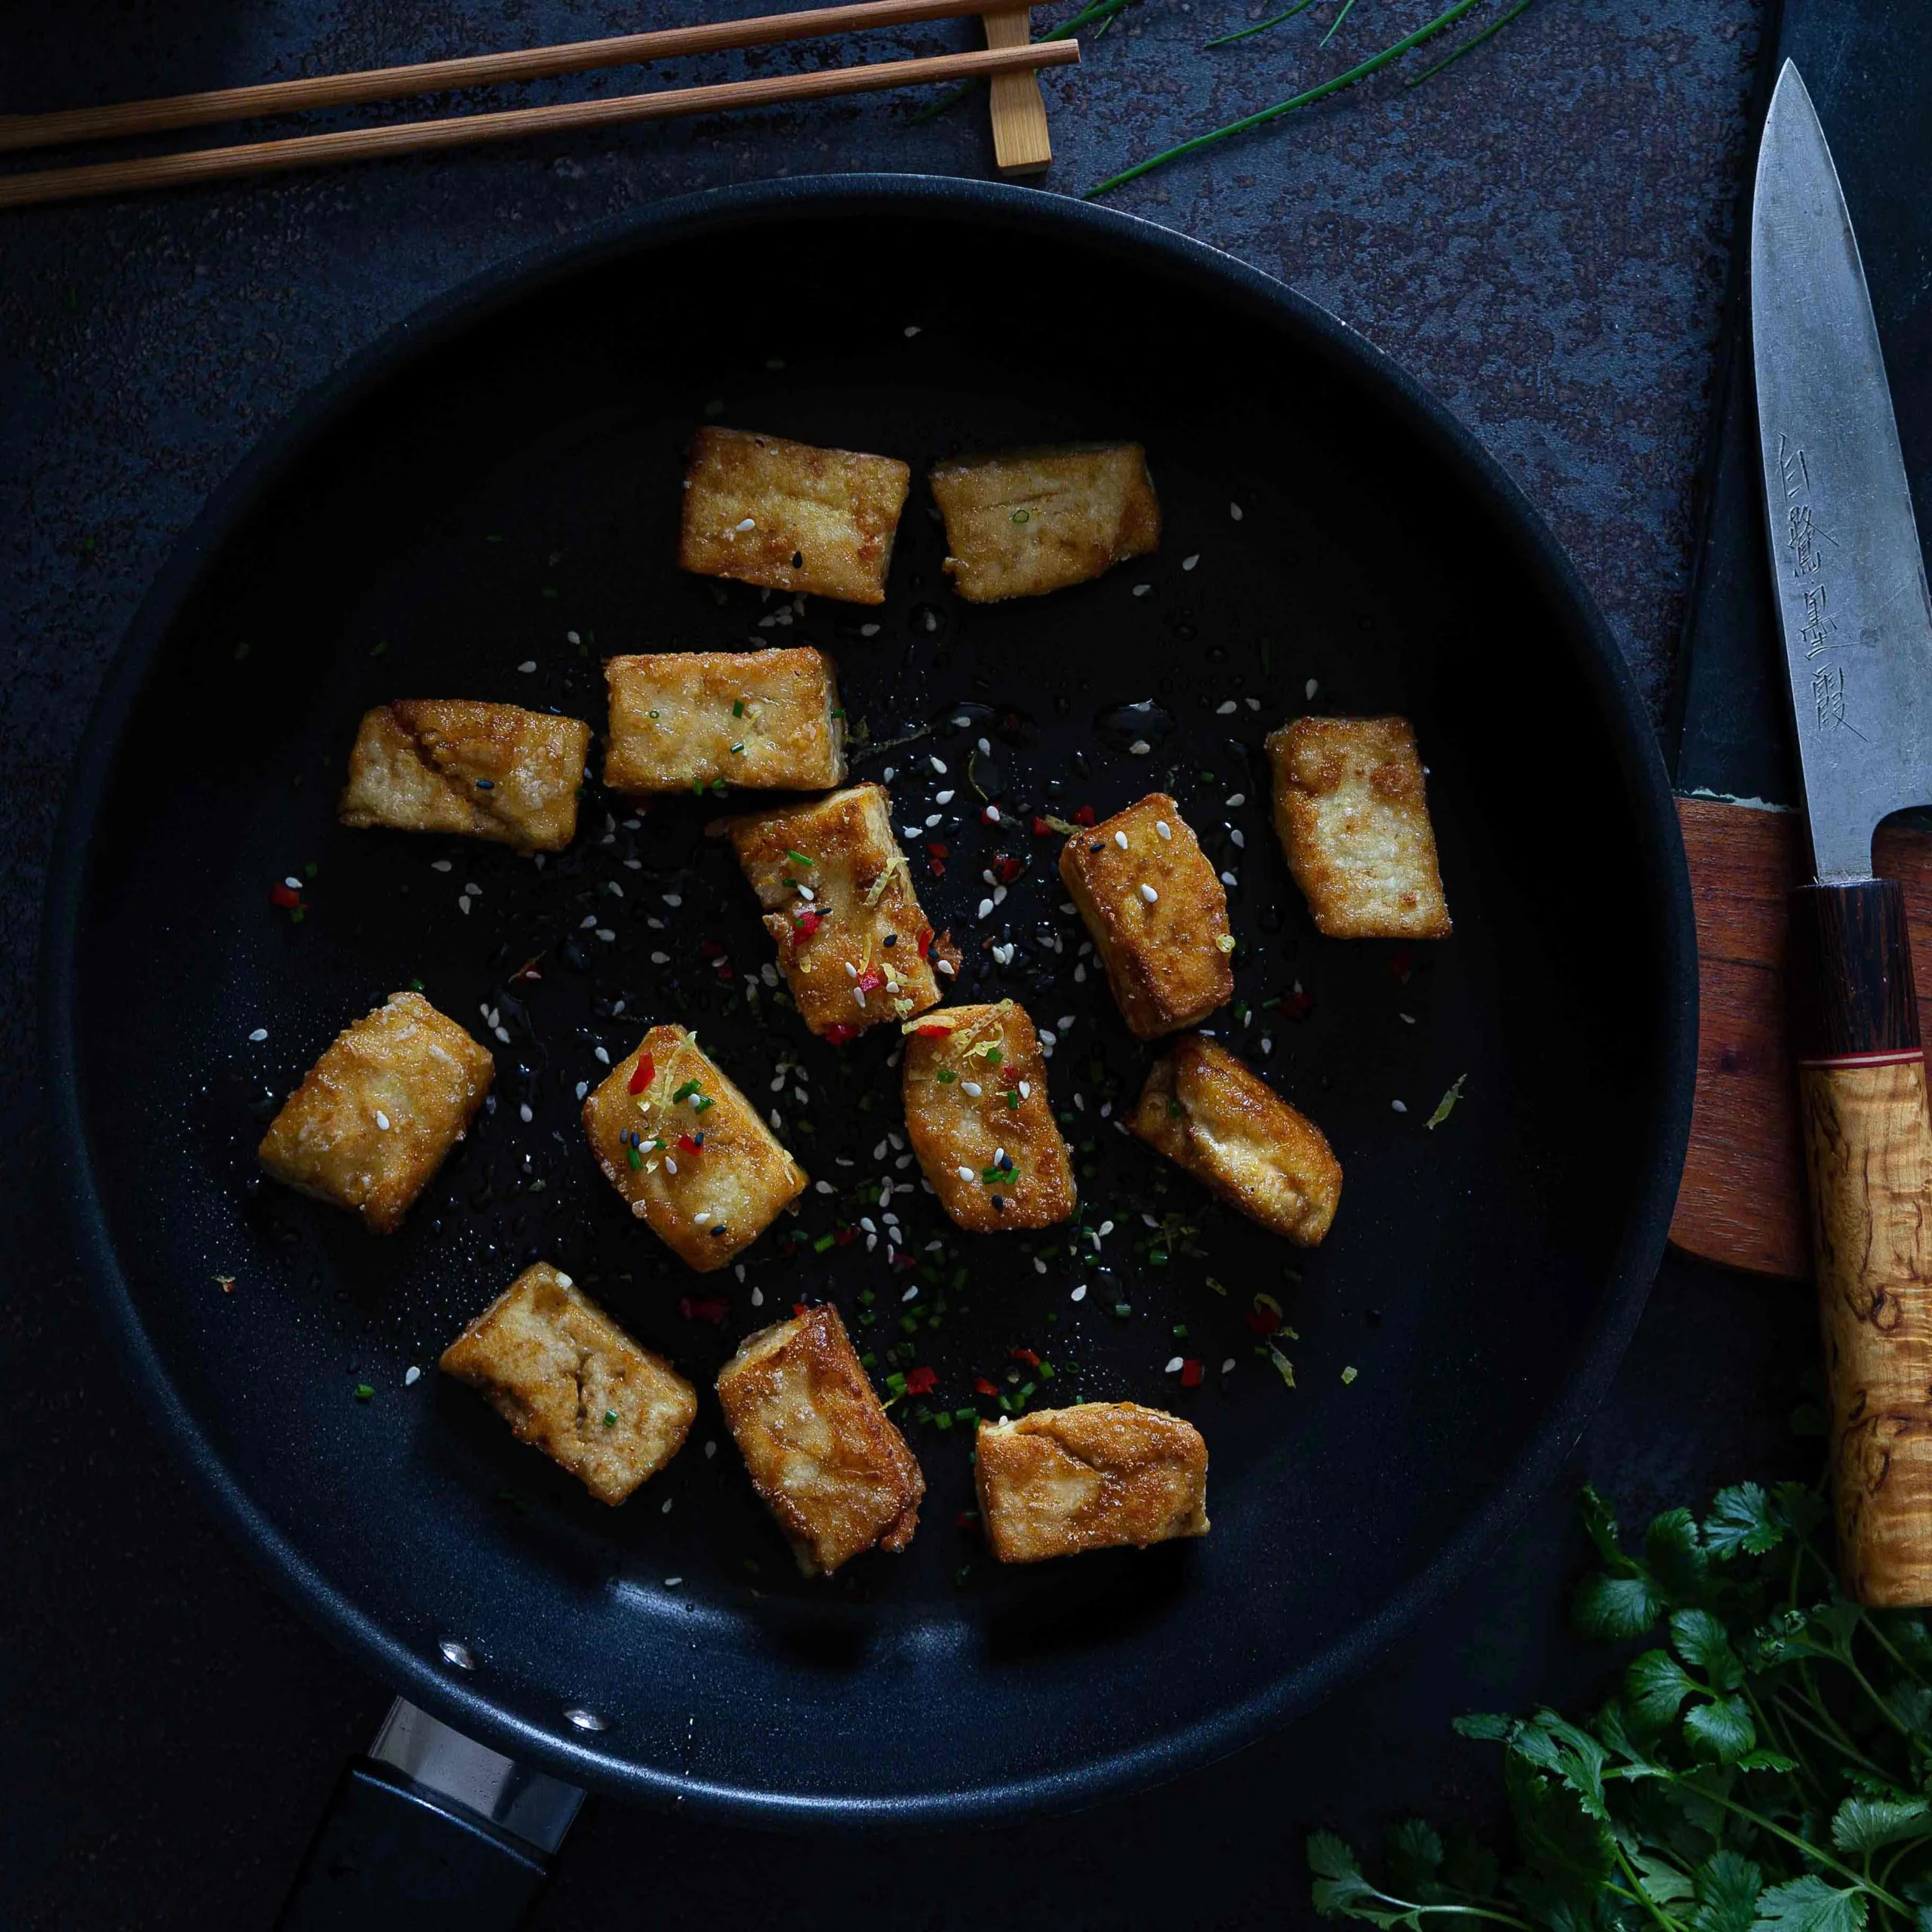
[1792, 879, 1932, 1606]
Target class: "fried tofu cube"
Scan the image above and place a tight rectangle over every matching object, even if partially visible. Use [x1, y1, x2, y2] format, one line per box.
[975, 1403, 1209, 1564]
[715, 1303, 924, 1576]
[338, 700, 592, 853]
[678, 426, 910, 605]
[1266, 715, 1452, 939]
[928, 443, 1160, 602]
[602, 647, 846, 795]
[715, 783, 949, 1038]
[583, 1025, 805, 1272]
[900, 1002, 1075, 1232]
[439, 1264, 696, 1506]
[1057, 793, 1234, 1040]
[257, 992, 494, 1235]
[1130, 1033, 1342, 1245]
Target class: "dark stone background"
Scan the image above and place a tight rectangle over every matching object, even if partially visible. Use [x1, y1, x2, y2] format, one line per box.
[0, 2, 1791, 1924]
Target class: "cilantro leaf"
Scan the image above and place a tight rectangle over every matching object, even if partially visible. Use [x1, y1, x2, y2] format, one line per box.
[1501, 1749, 1616, 1911]
[1705, 1482, 1786, 1559]
[1690, 1849, 1763, 1932]
[1306, 1832, 1417, 1927]
[1632, 1850, 1695, 1904]
[1574, 1569, 1664, 1643]
[1672, 1607, 1744, 1690]
[1382, 1818, 1443, 1892]
[1683, 1694, 1755, 1765]
[1749, 1875, 1867, 1932]
[1830, 1793, 1930, 1854]
[1646, 1506, 1709, 1601]
[1626, 1648, 1699, 1729]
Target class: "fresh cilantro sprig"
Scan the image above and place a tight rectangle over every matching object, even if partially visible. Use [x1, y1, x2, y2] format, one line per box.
[1311, 1476, 1932, 1930]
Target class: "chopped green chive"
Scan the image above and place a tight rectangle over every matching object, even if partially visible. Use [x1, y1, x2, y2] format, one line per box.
[355, 1383, 374, 1401]
[603, 1409, 620, 1426]
[732, 699, 745, 717]
[813, 1233, 835, 1253]
[626, 1144, 643, 1171]
[786, 849, 814, 866]
[1011, 508, 1031, 524]
[936, 1069, 957, 1084]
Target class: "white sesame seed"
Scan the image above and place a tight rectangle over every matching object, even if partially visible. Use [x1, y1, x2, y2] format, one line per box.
[663, 894, 682, 908]
[1226, 792, 1246, 808]
[1128, 739, 1151, 755]
[1183, 553, 1201, 571]
[518, 660, 537, 673]
[1229, 501, 1244, 521]
[432, 859, 452, 872]
[519, 1103, 533, 1122]
[1221, 872, 1238, 886]
[936, 789, 955, 804]
[931, 755, 947, 774]
[925, 814, 943, 829]
[594, 1047, 611, 1065]
[1072, 1284, 1087, 1302]
[901, 1284, 918, 1302]
[457, 895, 471, 914]
[1401, 1012, 1417, 1025]
[1392, 1099, 1408, 1113]
[576, 1081, 589, 1100]
[1140, 883, 1158, 903]
[861, 623, 881, 637]
[1018, 1080, 1031, 1099]
[1034, 1257, 1048, 1275]
[1306, 678, 1319, 700]
[956, 1165, 976, 1181]
[651, 951, 669, 964]
[663, 1577, 682, 1588]
[1165, 1356, 1184, 1374]
[1222, 1358, 1236, 1374]
[815, 1180, 834, 1194]
[1156, 820, 1173, 840]
[735, 517, 756, 532]
[1039, 1029, 1057, 1048]
[567, 629, 581, 644]
[664, 1156, 677, 1174]
[962, 1081, 983, 1097]
[1099, 1220, 1114, 1236]
[935, 957, 957, 976]
[694, 1211, 712, 1224]
[978, 897, 994, 919]
[983, 805, 999, 824]
[581, 915, 598, 928]
[374, 1110, 390, 1130]
[248, 1027, 268, 1043]
[595, 928, 615, 942]
[1112, 829, 1128, 849]
[661, 1497, 674, 1513]
[1230, 828, 1246, 848]
[403, 1364, 421, 1386]
[1132, 583, 1152, 598]
[905, 323, 921, 337]
[1246, 697, 1262, 712]
[1215, 700, 1237, 716]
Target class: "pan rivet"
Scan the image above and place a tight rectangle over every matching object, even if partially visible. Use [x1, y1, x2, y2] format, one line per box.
[565, 1706, 608, 1733]
[438, 1639, 476, 1670]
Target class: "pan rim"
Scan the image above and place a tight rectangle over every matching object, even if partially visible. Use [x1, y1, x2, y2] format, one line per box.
[41, 170, 1697, 1828]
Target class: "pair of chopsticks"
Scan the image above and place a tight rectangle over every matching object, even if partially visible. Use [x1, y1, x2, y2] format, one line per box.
[0, 0, 1075, 211]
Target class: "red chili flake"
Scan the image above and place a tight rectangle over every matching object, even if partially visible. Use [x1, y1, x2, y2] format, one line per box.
[1180, 1358, 1204, 1388]
[927, 843, 950, 860]
[905, 1366, 938, 1396]
[974, 1375, 999, 1396]
[992, 854, 1023, 885]
[915, 1024, 951, 1039]
[712, 958, 734, 980]
[793, 1302, 810, 1318]
[916, 926, 934, 959]
[269, 883, 302, 909]
[1072, 804, 1097, 826]
[676, 1132, 701, 1154]
[626, 1052, 656, 1095]
[823, 1023, 860, 1046]
[1032, 816, 1052, 837]
[926, 841, 949, 879]
[832, 1226, 857, 1247]
[1279, 989, 1315, 1022]
[1244, 1307, 1282, 1337]
[1010, 1346, 1041, 1367]
[1389, 949, 1414, 986]
[956, 1511, 980, 1531]
[855, 968, 884, 995]
[678, 1294, 728, 1324]
[698, 939, 726, 958]
[795, 910, 823, 937]
[891, 1248, 918, 1270]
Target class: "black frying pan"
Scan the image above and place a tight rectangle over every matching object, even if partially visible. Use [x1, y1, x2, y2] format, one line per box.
[43, 175, 1695, 1827]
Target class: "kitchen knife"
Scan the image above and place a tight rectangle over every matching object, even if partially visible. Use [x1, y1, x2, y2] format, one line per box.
[1753, 60, 1932, 1606]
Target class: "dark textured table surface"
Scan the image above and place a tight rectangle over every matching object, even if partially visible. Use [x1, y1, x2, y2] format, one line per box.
[2, 2, 1780, 1924]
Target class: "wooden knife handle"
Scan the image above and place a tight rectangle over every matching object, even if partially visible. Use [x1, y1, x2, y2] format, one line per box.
[1792, 879, 1932, 1605]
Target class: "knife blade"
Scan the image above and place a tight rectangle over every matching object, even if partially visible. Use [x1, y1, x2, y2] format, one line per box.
[1753, 58, 1932, 1608]
[1753, 60, 1932, 878]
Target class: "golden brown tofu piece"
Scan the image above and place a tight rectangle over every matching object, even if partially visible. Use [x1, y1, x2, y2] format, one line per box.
[928, 443, 1160, 602]
[257, 992, 494, 1235]
[976, 1403, 1209, 1564]
[1058, 793, 1234, 1040]
[584, 1026, 805, 1272]
[715, 783, 948, 1038]
[1266, 715, 1452, 939]
[1130, 1034, 1342, 1245]
[715, 1303, 924, 1577]
[900, 1002, 1075, 1232]
[678, 426, 910, 605]
[602, 647, 846, 795]
[439, 1264, 697, 1506]
[337, 700, 592, 853]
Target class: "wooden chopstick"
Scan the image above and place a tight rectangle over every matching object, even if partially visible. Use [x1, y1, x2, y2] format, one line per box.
[0, 0, 1042, 155]
[0, 42, 1077, 211]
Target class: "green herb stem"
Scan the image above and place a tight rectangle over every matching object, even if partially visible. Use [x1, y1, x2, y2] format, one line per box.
[1402, 0, 1535, 85]
[1608, 1854, 1687, 1932]
[1204, 0, 1321, 50]
[1085, 0, 1495, 199]
[1673, 1777, 1909, 1910]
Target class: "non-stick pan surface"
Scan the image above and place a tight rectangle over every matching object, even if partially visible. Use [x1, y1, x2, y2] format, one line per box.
[44, 177, 1694, 1825]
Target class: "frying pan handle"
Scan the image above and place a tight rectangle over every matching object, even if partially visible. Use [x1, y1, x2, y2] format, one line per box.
[275, 1757, 554, 1931]
[1791, 878, 1932, 1607]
